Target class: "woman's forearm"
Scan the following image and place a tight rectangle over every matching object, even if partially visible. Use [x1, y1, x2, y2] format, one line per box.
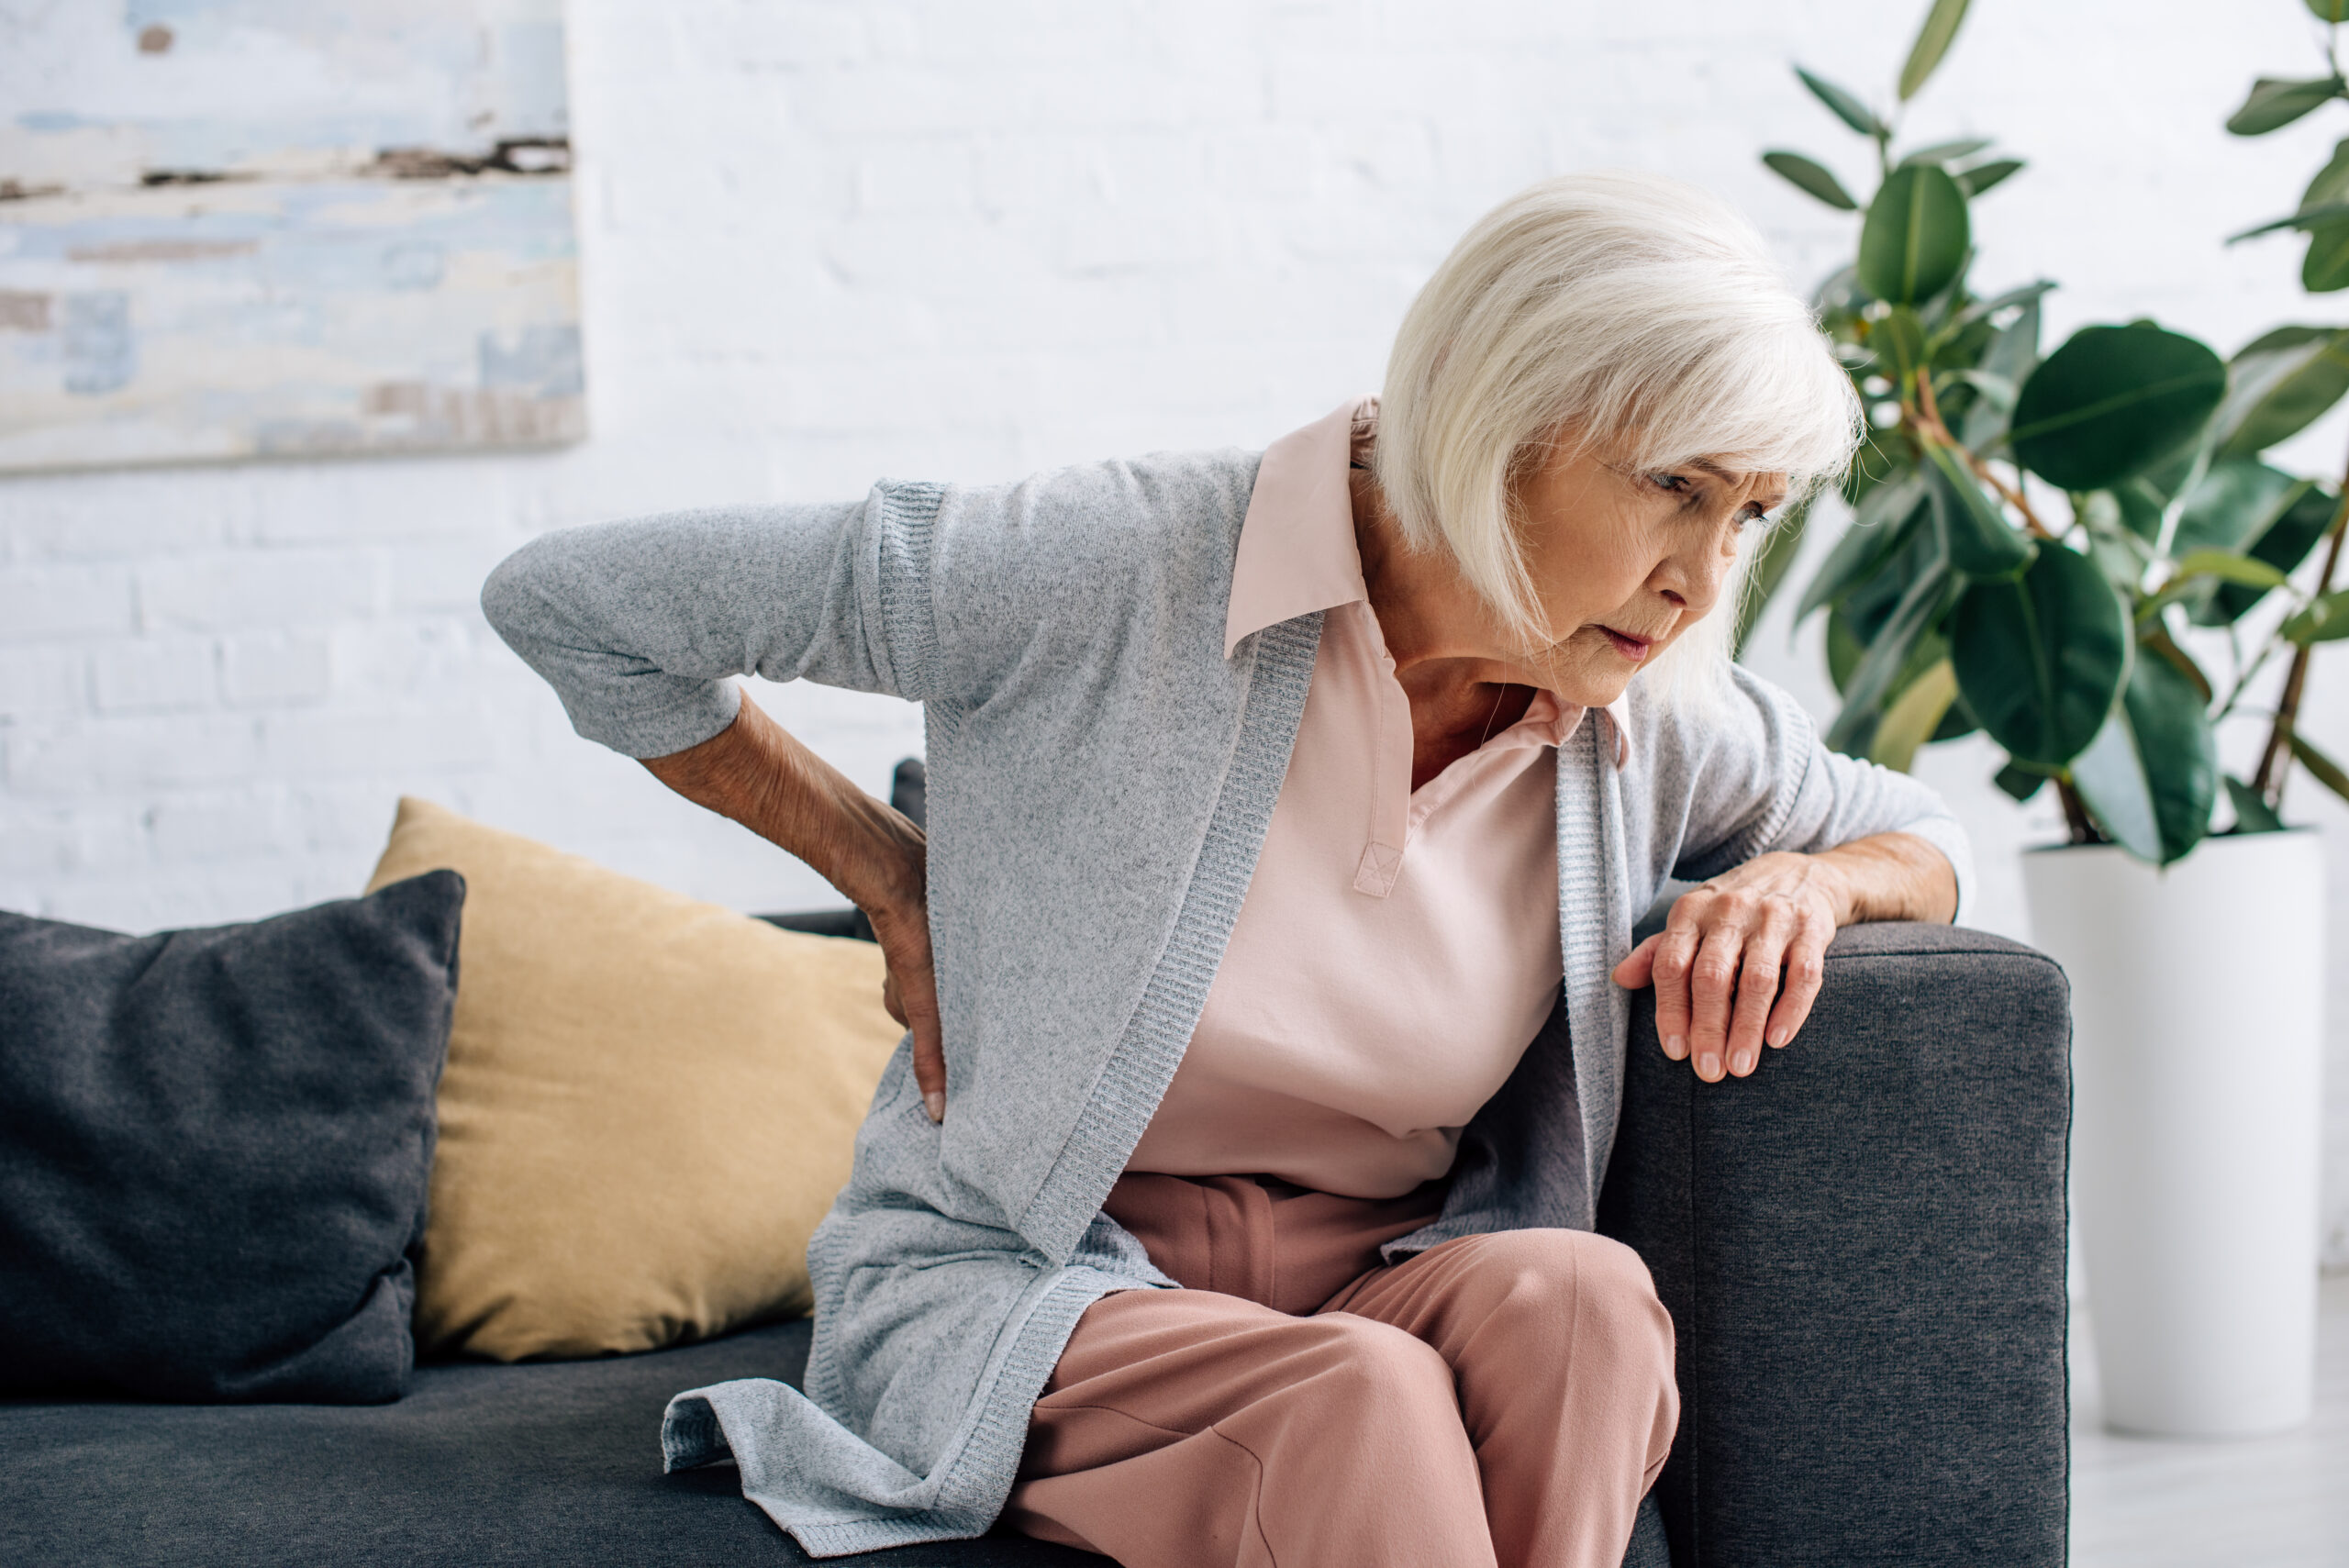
[640, 695, 923, 914]
[1813, 830, 1958, 926]
[643, 693, 947, 1118]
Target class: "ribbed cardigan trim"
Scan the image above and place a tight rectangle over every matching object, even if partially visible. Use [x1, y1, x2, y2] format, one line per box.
[1554, 718, 1620, 1218]
[872, 480, 948, 700]
[674, 610, 1322, 1559]
[786, 1266, 1129, 1555]
[1017, 613, 1323, 1260]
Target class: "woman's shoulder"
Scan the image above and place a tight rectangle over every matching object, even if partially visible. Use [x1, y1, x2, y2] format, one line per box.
[923, 444, 1263, 565]
[1609, 662, 1827, 831]
[896, 444, 1267, 694]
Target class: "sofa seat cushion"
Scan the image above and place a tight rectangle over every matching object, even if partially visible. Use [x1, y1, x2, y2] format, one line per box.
[0, 1322, 1100, 1567]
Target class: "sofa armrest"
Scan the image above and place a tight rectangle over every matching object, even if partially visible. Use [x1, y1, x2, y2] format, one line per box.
[1597, 922, 2071, 1568]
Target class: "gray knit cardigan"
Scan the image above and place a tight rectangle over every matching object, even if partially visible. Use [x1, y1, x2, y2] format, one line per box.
[480, 446, 1973, 1558]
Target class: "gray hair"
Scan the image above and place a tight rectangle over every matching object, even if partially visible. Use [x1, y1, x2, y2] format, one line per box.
[1375, 172, 1861, 700]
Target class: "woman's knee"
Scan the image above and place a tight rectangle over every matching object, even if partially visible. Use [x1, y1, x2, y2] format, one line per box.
[1298, 1312, 1461, 1424]
[1455, 1230, 1674, 1370]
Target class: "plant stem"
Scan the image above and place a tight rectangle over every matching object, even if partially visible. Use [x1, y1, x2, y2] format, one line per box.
[1909, 374, 2055, 538]
[2057, 778, 2099, 844]
[1969, 453, 2056, 539]
[2216, 634, 2286, 724]
[2252, 471, 2349, 803]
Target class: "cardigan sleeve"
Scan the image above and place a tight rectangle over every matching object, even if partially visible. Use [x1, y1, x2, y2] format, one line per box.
[482, 451, 1260, 761]
[479, 495, 900, 761]
[1665, 665, 1977, 925]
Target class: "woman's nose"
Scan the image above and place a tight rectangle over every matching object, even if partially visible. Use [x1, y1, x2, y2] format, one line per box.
[1655, 540, 1731, 618]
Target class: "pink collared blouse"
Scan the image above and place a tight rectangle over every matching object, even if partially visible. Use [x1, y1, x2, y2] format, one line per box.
[1125, 401, 1624, 1200]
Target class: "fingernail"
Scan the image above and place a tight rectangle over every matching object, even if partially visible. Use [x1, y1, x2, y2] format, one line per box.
[1696, 1051, 1720, 1081]
[1767, 1026, 1788, 1048]
[1664, 1034, 1686, 1061]
[923, 1092, 944, 1124]
[1731, 1049, 1756, 1076]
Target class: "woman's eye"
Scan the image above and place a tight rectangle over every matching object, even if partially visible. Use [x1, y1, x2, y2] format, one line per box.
[1649, 473, 1692, 495]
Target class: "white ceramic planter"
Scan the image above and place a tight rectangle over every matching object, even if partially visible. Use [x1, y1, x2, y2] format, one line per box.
[2021, 830, 2325, 1438]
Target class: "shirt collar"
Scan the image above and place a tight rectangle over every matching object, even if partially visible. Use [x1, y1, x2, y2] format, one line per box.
[1226, 396, 1630, 768]
[1224, 399, 1372, 658]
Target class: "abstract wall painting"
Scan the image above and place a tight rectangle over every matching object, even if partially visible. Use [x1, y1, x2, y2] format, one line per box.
[0, 0, 584, 474]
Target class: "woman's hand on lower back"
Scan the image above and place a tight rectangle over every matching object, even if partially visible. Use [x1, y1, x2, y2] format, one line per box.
[1609, 831, 1955, 1084]
[641, 693, 950, 1121]
[867, 878, 946, 1124]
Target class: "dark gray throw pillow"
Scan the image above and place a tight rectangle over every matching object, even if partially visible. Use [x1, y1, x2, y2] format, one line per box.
[0, 871, 463, 1404]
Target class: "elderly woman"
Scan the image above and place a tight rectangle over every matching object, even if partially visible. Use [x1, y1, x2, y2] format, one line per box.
[483, 172, 1966, 1568]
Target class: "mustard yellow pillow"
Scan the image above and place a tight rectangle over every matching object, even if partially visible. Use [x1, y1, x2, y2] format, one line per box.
[366, 797, 902, 1362]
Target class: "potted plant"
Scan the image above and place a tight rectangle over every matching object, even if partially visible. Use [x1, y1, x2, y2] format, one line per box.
[1755, 0, 2344, 1437]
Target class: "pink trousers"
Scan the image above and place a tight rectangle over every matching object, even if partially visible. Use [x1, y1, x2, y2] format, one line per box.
[1002, 1173, 1679, 1568]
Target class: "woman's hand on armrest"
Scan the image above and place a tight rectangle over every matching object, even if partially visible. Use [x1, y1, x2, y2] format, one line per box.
[1609, 830, 1957, 1085]
[642, 695, 947, 1122]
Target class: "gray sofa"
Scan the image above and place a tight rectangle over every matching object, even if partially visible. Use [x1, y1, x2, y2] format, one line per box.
[2, 776, 2071, 1566]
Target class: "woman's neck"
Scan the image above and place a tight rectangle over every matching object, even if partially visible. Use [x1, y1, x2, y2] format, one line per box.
[1351, 468, 1539, 789]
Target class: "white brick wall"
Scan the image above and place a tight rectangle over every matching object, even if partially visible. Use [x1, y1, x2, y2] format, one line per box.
[4, 0, 2346, 1262]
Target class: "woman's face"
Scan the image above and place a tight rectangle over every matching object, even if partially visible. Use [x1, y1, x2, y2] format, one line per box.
[1497, 441, 1787, 706]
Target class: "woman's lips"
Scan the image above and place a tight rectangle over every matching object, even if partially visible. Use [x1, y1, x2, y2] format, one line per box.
[1598, 627, 1653, 662]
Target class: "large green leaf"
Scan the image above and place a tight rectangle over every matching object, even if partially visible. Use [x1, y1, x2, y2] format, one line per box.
[2009, 324, 2227, 492]
[2166, 549, 2292, 590]
[1825, 562, 1955, 754]
[2227, 75, 2346, 136]
[2142, 468, 2299, 625]
[2137, 439, 2203, 504]
[2068, 651, 2217, 864]
[2110, 476, 2166, 542]
[1798, 474, 1928, 622]
[2128, 647, 2217, 860]
[1876, 306, 1931, 388]
[1763, 150, 1859, 211]
[1921, 440, 2035, 578]
[2307, 220, 2349, 292]
[2310, 0, 2349, 27]
[2292, 730, 2349, 806]
[2297, 142, 2349, 293]
[1955, 158, 2023, 197]
[2208, 481, 2341, 622]
[2227, 201, 2349, 245]
[2302, 137, 2349, 212]
[1948, 280, 2055, 334]
[1857, 165, 1969, 305]
[2068, 715, 2161, 860]
[2283, 586, 2349, 643]
[2213, 325, 2349, 457]
[1871, 658, 1959, 772]
[1826, 605, 1865, 695]
[2225, 774, 2287, 833]
[1797, 66, 1885, 138]
[1996, 762, 2050, 802]
[1960, 296, 2043, 448]
[2172, 459, 2299, 555]
[1949, 544, 2131, 766]
[1898, 0, 1972, 101]
[1898, 137, 1992, 168]
[2085, 514, 2151, 589]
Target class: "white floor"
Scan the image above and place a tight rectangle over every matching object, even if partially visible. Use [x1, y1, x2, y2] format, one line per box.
[2070, 1275, 2349, 1566]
